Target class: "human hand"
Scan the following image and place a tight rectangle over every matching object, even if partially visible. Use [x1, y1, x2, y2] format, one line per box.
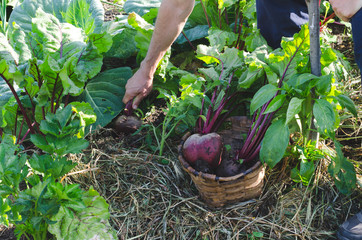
[122, 65, 153, 109]
[329, 0, 362, 22]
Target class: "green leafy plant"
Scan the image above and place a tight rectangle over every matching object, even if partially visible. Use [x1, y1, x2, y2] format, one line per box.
[0, 105, 117, 240]
[0, 0, 112, 138]
[0, 0, 128, 238]
[241, 25, 357, 193]
[177, 0, 258, 50]
[290, 140, 325, 185]
[248, 231, 263, 240]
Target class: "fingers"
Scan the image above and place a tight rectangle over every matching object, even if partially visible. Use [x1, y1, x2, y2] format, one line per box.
[122, 91, 133, 105]
[122, 83, 153, 109]
[122, 67, 154, 108]
[132, 94, 143, 109]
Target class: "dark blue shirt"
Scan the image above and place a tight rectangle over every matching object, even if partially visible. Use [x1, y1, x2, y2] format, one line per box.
[351, 8, 362, 80]
[256, 0, 309, 49]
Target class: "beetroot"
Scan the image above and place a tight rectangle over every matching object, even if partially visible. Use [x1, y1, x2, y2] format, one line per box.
[182, 133, 223, 169]
[114, 115, 142, 133]
[113, 100, 142, 134]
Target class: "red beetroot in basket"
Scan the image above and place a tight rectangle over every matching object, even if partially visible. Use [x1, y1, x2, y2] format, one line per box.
[182, 132, 223, 169]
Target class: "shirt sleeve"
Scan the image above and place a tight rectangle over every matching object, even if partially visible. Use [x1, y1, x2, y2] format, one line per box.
[351, 8, 362, 83]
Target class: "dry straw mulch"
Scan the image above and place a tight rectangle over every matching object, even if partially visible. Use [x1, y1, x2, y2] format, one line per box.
[65, 128, 361, 240]
[70, 5, 361, 239]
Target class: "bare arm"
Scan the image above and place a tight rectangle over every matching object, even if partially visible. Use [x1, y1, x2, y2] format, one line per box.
[329, 0, 362, 22]
[122, 0, 195, 109]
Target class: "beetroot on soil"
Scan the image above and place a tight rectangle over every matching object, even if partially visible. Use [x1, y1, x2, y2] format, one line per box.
[114, 100, 142, 134]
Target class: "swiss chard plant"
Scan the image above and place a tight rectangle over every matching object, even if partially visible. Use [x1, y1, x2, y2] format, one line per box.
[0, 0, 128, 238]
[0, 105, 117, 240]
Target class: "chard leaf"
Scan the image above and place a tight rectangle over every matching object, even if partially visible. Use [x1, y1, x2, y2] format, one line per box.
[1, 99, 19, 130]
[260, 118, 290, 168]
[48, 187, 117, 240]
[320, 47, 338, 68]
[207, 27, 237, 51]
[244, 29, 270, 52]
[0, 32, 19, 63]
[218, 47, 244, 78]
[0, 136, 28, 192]
[286, 97, 304, 125]
[280, 25, 310, 58]
[37, 55, 63, 104]
[238, 46, 268, 88]
[196, 45, 220, 64]
[29, 154, 77, 180]
[123, 0, 161, 16]
[105, 28, 138, 60]
[30, 105, 90, 155]
[70, 102, 97, 138]
[198, 67, 220, 82]
[9, 0, 104, 34]
[0, 61, 18, 120]
[63, 0, 96, 35]
[176, 25, 209, 44]
[186, 1, 209, 27]
[128, 12, 154, 61]
[313, 99, 336, 134]
[59, 57, 86, 96]
[72, 43, 104, 82]
[218, 0, 238, 9]
[76, 67, 132, 133]
[11, 26, 32, 63]
[250, 84, 278, 113]
[88, 32, 113, 54]
[31, 9, 64, 55]
[238, 66, 264, 89]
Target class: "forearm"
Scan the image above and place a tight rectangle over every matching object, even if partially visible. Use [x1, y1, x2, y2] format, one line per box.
[329, 0, 362, 21]
[122, 0, 195, 107]
[141, 0, 195, 75]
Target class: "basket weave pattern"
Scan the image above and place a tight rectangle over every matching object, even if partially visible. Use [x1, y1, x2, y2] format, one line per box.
[178, 117, 265, 208]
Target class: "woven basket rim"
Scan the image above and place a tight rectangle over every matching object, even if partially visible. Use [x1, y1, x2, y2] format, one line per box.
[178, 132, 262, 182]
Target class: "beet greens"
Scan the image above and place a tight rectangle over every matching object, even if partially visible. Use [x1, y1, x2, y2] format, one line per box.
[236, 26, 309, 164]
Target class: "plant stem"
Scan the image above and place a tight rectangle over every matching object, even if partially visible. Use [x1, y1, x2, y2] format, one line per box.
[200, 0, 211, 28]
[218, 8, 222, 29]
[50, 75, 60, 113]
[18, 122, 36, 145]
[16, 118, 25, 144]
[1, 73, 35, 134]
[14, 110, 18, 137]
[181, 31, 196, 50]
[234, 5, 239, 33]
[24, 87, 36, 117]
[54, 89, 63, 113]
[224, 8, 229, 25]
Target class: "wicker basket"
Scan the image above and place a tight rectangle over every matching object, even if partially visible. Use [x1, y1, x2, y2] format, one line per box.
[178, 117, 265, 208]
